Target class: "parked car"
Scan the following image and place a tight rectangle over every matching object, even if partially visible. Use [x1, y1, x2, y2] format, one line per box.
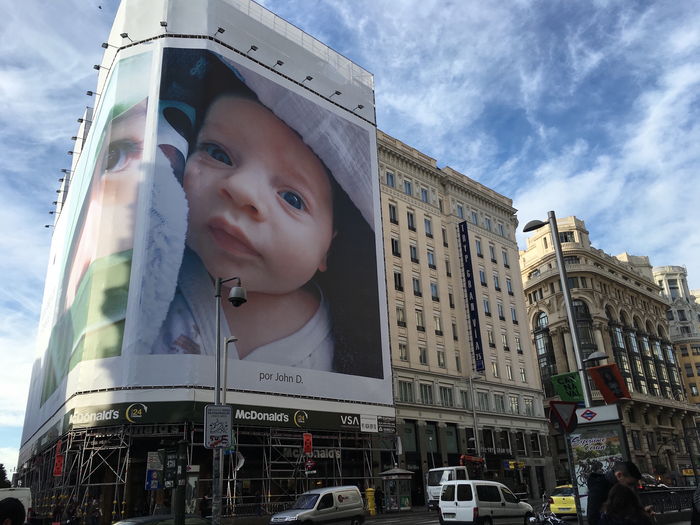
[548, 485, 576, 516]
[269, 486, 365, 524]
[427, 466, 470, 510]
[639, 473, 669, 490]
[439, 479, 533, 524]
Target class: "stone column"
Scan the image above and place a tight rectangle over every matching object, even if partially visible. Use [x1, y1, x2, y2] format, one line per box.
[437, 423, 449, 467]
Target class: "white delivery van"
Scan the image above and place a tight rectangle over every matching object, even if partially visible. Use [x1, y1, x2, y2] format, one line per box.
[269, 485, 364, 524]
[439, 480, 533, 525]
[427, 466, 469, 510]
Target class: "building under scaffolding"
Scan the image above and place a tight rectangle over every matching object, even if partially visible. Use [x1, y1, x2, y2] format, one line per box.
[18, 422, 393, 521]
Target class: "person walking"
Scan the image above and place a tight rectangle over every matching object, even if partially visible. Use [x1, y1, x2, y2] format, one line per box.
[587, 461, 642, 525]
[0, 498, 26, 525]
[374, 487, 384, 514]
[599, 483, 653, 525]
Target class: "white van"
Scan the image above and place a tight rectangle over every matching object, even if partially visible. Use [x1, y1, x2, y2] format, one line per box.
[439, 480, 533, 524]
[0, 487, 32, 523]
[269, 486, 364, 524]
[427, 466, 469, 510]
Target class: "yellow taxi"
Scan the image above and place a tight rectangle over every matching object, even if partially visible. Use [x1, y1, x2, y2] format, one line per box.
[549, 484, 576, 516]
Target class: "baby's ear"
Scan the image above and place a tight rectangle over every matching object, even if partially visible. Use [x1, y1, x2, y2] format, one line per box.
[317, 230, 338, 272]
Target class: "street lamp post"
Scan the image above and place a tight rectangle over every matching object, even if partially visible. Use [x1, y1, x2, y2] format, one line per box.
[523, 211, 593, 407]
[212, 277, 246, 525]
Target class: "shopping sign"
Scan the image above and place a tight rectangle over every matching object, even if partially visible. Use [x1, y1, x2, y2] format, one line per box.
[303, 432, 313, 455]
[550, 400, 578, 433]
[204, 404, 232, 449]
[551, 372, 584, 403]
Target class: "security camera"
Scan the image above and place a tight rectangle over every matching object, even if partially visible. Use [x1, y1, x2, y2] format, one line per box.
[228, 285, 247, 307]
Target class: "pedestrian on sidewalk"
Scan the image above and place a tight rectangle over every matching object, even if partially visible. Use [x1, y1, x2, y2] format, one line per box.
[587, 461, 642, 525]
[0, 497, 26, 525]
[374, 487, 384, 514]
[599, 483, 653, 525]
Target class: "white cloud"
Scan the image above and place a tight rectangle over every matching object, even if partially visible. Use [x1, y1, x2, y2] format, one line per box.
[0, 447, 19, 474]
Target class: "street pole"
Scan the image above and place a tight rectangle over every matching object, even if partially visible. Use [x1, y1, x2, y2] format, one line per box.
[547, 211, 593, 407]
[564, 434, 585, 525]
[212, 278, 224, 525]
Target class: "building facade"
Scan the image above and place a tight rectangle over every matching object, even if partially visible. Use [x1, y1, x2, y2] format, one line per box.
[520, 216, 700, 484]
[653, 266, 700, 408]
[378, 130, 555, 500]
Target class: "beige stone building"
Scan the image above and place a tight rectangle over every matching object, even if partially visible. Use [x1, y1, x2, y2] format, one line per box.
[653, 266, 700, 408]
[377, 130, 555, 500]
[520, 216, 699, 483]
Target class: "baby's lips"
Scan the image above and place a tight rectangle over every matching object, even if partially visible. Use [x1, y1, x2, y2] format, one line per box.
[159, 144, 186, 180]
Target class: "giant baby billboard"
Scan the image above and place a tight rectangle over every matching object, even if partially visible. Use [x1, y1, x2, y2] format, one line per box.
[22, 42, 390, 446]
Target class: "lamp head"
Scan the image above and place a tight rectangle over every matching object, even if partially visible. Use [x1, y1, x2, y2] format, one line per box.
[523, 219, 547, 232]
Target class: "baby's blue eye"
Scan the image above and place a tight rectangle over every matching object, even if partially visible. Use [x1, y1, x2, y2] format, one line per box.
[203, 143, 232, 166]
[279, 190, 305, 210]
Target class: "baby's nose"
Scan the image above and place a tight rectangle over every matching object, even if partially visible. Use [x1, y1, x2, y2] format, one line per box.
[219, 168, 267, 220]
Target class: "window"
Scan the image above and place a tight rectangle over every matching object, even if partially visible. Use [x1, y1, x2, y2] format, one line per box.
[318, 493, 334, 510]
[506, 278, 513, 295]
[691, 383, 699, 396]
[460, 390, 471, 409]
[475, 239, 483, 257]
[431, 282, 440, 301]
[388, 203, 398, 224]
[695, 363, 700, 376]
[502, 487, 518, 504]
[477, 391, 489, 410]
[493, 274, 501, 290]
[396, 305, 406, 327]
[424, 217, 433, 237]
[511, 306, 518, 323]
[420, 187, 429, 203]
[445, 258, 451, 276]
[437, 349, 446, 368]
[442, 227, 448, 247]
[506, 363, 513, 380]
[501, 333, 509, 351]
[530, 433, 542, 455]
[559, 231, 575, 243]
[420, 383, 434, 404]
[419, 346, 427, 365]
[631, 430, 641, 450]
[563, 255, 580, 265]
[427, 249, 436, 269]
[398, 342, 408, 361]
[471, 210, 478, 224]
[492, 361, 500, 377]
[487, 328, 495, 347]
[666, 309, 674, 320]
[440, 386, 453, 406]
[494, 394, 505, 413]
[404, 179, 413, 195]
[502, 249, 509, 267]
[455, 352, 461, 371]
[524, 397, 533, 415]
[515, 336, 522, 353]
[386, 171, 395, 187]
[509, 395, 519, 414]
[489, 244, 497, 262]
[391, 238, 401, 256]
[397, 380, 414, 402]
[393, 270, 403, 291]
[515, 432, 526, 454]
[409, 244, 419, 263]
[452, 321, 458, 341]
[434, 314, 443, 335]
[483, 298, 491, 316]
[520, 367, 527, 382]
[479, 269, 487, 286]
[412, 277, 422, 297]
[449, 293, 455, 309]
[456, 204, 464, 218]
[416, 309, 425, 331]
[669, 279, 680, 300]
[476, 485, 501, 503]
[685, 364, 693, 377]
[497, 302, 505, 320]
[679, 310, 688, 321]
[484, 217, 492, 231]
[407, 211, 416, 231]
[498, 223, 505, 236]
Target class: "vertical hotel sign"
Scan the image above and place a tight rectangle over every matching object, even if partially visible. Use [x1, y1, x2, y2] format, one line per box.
[458, 221, 484, 372]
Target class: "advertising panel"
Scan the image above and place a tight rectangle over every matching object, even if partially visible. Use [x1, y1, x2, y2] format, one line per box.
[22, 1, 390, 453]
[458, 221, 484, 371]
[569, 423, 626, 517]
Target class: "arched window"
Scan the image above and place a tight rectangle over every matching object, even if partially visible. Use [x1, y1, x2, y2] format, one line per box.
[572, 299, 596, 356]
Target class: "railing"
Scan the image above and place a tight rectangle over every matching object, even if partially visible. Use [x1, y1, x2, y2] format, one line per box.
[639, 488, 694, 513]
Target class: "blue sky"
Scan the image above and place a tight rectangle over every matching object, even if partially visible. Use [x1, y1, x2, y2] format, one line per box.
[1, 0, 699, 473]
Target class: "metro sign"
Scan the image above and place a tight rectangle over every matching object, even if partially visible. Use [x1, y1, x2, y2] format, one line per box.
[580, 409, 597, 421]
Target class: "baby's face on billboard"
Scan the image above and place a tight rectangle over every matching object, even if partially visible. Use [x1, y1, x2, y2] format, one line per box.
[184, 96, 334, 295]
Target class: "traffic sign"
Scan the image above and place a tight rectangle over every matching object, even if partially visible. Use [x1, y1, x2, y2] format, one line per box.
[550, 400, 578, 433]
[551, 372, 583, 403]
[204, 404, 232, 449]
